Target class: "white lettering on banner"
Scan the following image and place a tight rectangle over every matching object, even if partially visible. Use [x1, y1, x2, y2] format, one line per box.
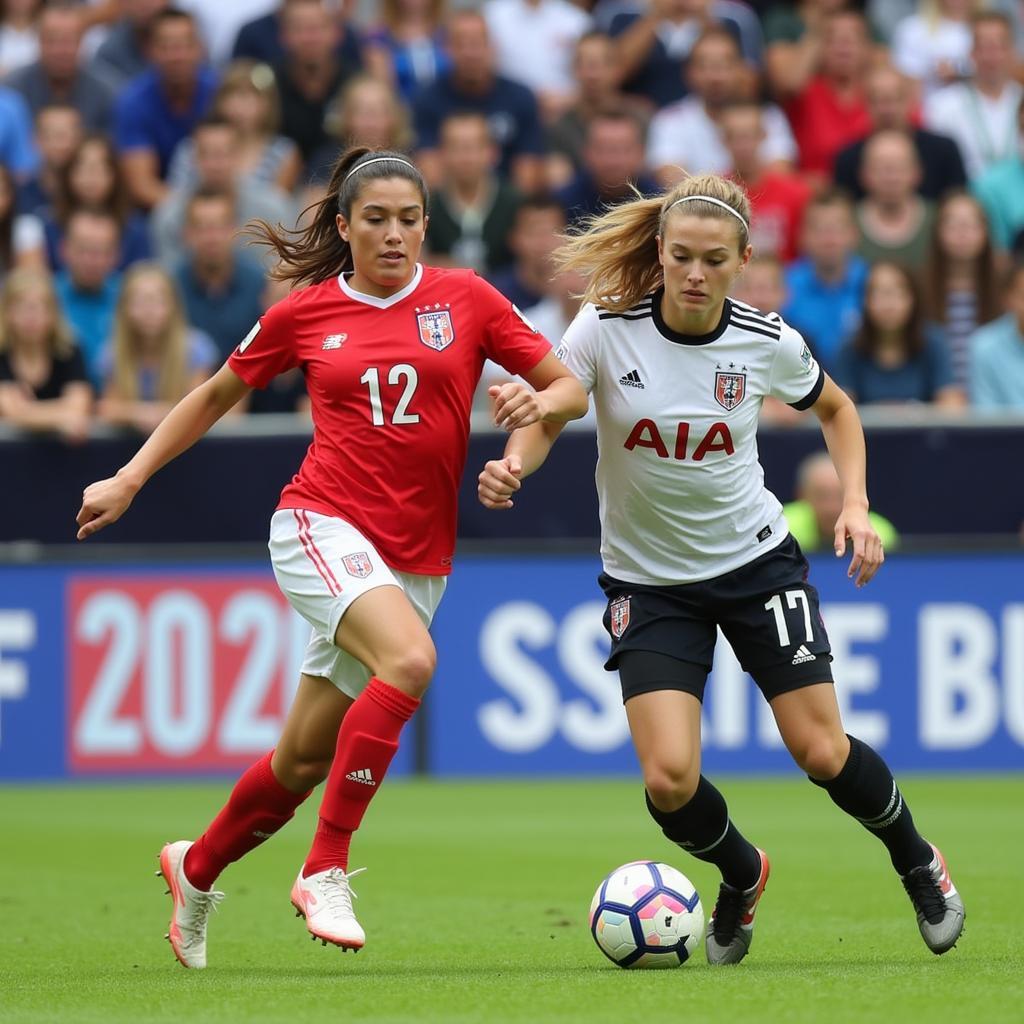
[1001, 606, 1024, 745]
[920, 604, 1000, 749]
[0, 611, 35, 750]
[478, 602, 561, 752]
[826, 604, 889, 748]
[558, 602, 629, 753]
[75, 593, 143, 754]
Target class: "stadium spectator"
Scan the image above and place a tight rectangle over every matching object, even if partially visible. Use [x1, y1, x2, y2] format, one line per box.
[608, 0, 762, 110]
[833, 261, 964, 408]
[97, 261, 216, 434]
[55, 207, 121, 388]
[412, 10, 545, 193]
[175, 0, 283, 67]
[272, 0, 359, 167]
[0, 84, 38, 183]
[424, 112, 520, 274]
[16, 102, 79, 214]
[721, 102, 810, 262]
[304, 74, 412, 195]
[0, 0, 40, 79]
[0, 161, 44, 280]
[168, 61, 302, 196]
[923, 12, 1022, 180]
[971, 96, 1024, 253]
[483, 0, 592, 117]
[647, 28, 795, 188]
[784, 451, 899, 553]
[364, 0, 450, 104]
[232, 0, 364, 71]
[783, 190, 868, 371]
[556, 108, 656, 227]
[488, 195, 565, 311]
[764, 0, 865, 95]
[890, 0, 975, 101]
[855, 130, 935, 271]
[969, 261, 1024, 409]
[545, 30, 648, 188]
[90, 0, 168, 88]
[922, 191, 1002, 389]
[7, 4, 115, 135]
[173, 188, 265, 360]
[45, 135, 150, 272]
[778, 9, 873, 185]
[152, 117, 295, 268]
[115, 7, 215, 209]
[0, 265, 91, 440]
[833, 65, 967, 203]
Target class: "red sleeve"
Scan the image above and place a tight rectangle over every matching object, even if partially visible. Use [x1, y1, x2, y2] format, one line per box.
[226, 294, 299, 389]
[470, 273, 552, 375]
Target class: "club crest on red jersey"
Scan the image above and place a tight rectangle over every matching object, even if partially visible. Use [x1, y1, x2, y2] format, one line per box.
[610, 596, 631, 638]
[714, 370, 746, 411]
[415, 304, 455, 351]
[342, 551, 373, 578]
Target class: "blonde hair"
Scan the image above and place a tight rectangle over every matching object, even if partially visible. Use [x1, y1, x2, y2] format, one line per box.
[0, 267, 76, 359]
[109, 263, 191, 404]
[214, 60, 281, 136]
[555, 173, 751, 313]
[325, 73, 413, 153]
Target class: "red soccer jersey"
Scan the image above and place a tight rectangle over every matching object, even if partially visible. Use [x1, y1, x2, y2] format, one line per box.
[228, 264, 551, 575]
[785, 76, 872, 179]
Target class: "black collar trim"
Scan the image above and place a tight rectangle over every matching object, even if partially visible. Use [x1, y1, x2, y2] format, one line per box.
[651, 289, 732, 346]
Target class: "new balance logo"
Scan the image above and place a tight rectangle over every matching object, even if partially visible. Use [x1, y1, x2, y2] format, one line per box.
[346, 768, 376, 786]
[619, 369, 645, 388]
[322, 333, 347, 350]
[791, 645, 816, 665]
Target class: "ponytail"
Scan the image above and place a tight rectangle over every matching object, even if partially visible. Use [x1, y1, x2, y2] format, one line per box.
[247, 147, 427, 288]
[555, 173, 752, 313]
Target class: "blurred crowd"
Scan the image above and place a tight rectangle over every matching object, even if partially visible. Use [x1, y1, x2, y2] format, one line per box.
[1, 0, 1024, 444]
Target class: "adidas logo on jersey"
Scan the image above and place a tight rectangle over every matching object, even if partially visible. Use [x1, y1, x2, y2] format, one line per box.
[619, 369, 645, 389]
[791, 645, 816, 665]
[346, 768, 376, 786]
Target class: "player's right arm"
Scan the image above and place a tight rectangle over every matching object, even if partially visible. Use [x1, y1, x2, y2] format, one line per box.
[75, 363, 251, 539]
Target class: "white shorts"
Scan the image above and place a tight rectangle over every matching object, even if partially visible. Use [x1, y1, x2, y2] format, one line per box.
[269, 508, 447, 698]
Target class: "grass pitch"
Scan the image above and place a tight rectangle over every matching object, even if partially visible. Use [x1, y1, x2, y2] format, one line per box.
[1, 776, 1020, 1024]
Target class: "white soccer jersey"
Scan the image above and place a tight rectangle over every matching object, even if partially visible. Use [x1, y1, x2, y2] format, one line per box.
[557, 293, 824, 585]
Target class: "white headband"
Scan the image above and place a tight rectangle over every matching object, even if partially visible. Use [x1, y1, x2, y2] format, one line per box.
[344, 156, 419, 181]
[667, 195, 749, 232]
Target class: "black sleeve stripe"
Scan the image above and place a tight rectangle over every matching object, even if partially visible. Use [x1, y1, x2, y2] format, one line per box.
[597, 311, 655, 321]
[789, 364, 825, 410]
[732, 320, 781, 341]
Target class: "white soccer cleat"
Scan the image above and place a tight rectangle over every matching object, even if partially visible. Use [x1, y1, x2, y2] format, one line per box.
[291, 867, 367, 950]
[901, 843, 965, 955]
[158, 840, 225, 969]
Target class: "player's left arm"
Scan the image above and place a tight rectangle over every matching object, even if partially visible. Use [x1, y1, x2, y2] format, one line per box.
[810, 374, 884, 588]
[490, 351, 588, 431]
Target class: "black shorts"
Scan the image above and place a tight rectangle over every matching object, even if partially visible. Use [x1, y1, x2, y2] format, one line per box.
[600, 535, 833, 703]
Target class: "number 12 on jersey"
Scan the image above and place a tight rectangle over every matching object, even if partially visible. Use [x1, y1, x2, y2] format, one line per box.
[360, 364, 420, 426]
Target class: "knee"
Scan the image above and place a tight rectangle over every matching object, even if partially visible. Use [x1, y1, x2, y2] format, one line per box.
[377, 643, 436, 698]
[275, 753, 331, 792]
[791, 732, 850, 781]
[643, 759, 700, 812]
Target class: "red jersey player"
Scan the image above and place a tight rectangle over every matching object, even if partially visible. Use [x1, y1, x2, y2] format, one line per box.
[75, 149, 588, 968]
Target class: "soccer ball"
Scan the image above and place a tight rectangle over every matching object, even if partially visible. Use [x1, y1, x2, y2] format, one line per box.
[589, 861, 704, 969]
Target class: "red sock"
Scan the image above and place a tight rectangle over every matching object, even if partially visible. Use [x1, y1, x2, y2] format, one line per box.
[184, 751, 310, 891]
[303, 677, 419, 876]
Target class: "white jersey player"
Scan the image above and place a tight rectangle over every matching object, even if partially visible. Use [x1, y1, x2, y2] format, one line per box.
[479, 173, 964, 965]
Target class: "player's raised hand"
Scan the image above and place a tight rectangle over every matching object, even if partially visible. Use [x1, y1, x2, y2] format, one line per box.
[489, 383, 548, 432]
[834, 505, 884, 588]
[76, 473, 139, 540]
[478, 454, 522, 510]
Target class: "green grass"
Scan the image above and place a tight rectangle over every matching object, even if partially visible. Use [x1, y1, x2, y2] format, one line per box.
[1, 777, 1020, 1024]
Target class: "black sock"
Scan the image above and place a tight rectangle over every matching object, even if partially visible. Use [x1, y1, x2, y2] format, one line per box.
[646, 776, 761, 890]
[810, 734, 933, 875]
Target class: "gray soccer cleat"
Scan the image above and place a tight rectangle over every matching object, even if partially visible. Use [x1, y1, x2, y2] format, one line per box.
[901, 844, 965, 955]
[706, 848, 770, 966]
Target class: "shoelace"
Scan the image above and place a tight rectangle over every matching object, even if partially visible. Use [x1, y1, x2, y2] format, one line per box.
[319, 867, 366, 918]
[711, 883, 750, 945]
[902, 866, 946, 924]
[180, 888, 225, 948]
